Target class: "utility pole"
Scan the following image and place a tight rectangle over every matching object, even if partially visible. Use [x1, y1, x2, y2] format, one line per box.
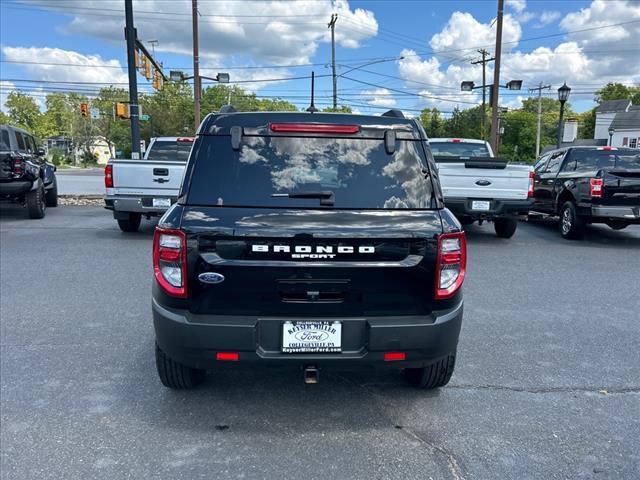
[328, 14, 338, 110]
[124, 0, 140, 158]
[192, 0, 201, 133]
[529, 82, 551, 156]
[490, 0, 504, 153]
[471, 49, 494, 140]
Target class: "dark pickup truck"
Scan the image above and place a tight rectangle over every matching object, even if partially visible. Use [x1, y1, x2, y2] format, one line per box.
[152, 108, 466, 390]
[532, 146, 640, 238]
[1, 124, 57, 218]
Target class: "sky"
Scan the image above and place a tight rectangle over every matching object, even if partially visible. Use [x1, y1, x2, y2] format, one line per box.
[1, 0, 639, 117]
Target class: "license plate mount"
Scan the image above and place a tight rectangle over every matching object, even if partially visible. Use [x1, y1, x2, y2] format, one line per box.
[471, 200, 491, 211]
[152, 198, 171, 208]
[282, 321, 342, 353]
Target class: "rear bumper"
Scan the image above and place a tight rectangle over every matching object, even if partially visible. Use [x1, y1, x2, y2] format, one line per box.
[153, 297, 463, 371]
[591, 205, 640, 222]
[0, 180, 33, 196]
[444, 197, 533, 220]
[104, 195, 177, 216]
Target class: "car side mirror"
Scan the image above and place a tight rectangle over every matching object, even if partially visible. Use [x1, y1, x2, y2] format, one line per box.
[37, 148, 46, 156]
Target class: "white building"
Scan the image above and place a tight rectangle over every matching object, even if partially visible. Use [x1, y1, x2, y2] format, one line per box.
[594, 99, 632, 140]
[608, 108, 640, 149]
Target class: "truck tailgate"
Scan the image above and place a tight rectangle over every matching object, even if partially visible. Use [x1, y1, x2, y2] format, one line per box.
[111, 160, 185, 196]
[437, 163, 531, 200]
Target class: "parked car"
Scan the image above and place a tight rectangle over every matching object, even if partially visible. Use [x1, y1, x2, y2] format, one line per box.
[104, 136, 194, 232]
[152, 108, 466, 390]
[531, 146, 640, 239]
[429, 138, 534, 238]
[0, 124, 57, 218]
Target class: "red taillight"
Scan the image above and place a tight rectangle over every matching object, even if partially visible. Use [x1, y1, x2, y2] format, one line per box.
[104, 164, 113, 188]
[527, 170, 535, 198]
[451, 138, 461, 143]
[384, 352, 406, 361]
[598, 146, 616, 151]
[269, 123, 360, 134]
[153, 228, 188, 298]
[435, 231, 467, 300]
[590, 178, 604, 198]
[13, 156, 23, 176]
[216, 352, 239, 361]
[176, 137, 194, 143]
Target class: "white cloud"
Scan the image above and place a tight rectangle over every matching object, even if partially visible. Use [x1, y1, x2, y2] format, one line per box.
[1, 47, 128, 85]
[25, 0, 377, 67]
[360, 88, 396, 107]
[505, 0, 526, 14]
[536, 11, 561, 27]
[429, 11, 522, 54]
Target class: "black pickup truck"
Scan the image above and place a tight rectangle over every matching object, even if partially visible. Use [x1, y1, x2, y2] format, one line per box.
[532, 146, 640, 238]
[152, 108, 466, 390]
[1, 124, 57, 218]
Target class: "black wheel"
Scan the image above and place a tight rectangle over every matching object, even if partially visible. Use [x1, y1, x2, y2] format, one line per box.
[494, 218, 518, 238]
[26, 184, 46, 219]
[404, 352, 456, 389]
[559, 201, 585, 239]
[45, 177, 58, 207]
[608, 221, 628, 231]
[155, 343, 206, 389]
[117, 213, 141, 232]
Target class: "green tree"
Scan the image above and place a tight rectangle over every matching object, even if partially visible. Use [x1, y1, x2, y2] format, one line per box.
[577, 108, 596, 140]
[322, 105, 352, 113]
[0, 111, 9, 125]
[595, 83, 640, 104]
[419, 107, 446, 138]
[92, 87, 132, 156]
[498, 110, 538, 163]
[5, 92, 42, 134]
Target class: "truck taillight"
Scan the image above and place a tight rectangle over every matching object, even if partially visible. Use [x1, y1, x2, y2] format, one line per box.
[104, 164, 113, 188]
[590, 178, 603, 198]
[435, 231, 466, 300]
[527, 170, 535, 198]
[153, 228, 188, 298]
[13, 156, 23, 176]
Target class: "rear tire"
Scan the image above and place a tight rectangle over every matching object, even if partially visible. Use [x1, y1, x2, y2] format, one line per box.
[404, 352, 456, 389]
[45, 178, 58, 207]
[117, 213, 141, 232]
[26, 184, 46, 219]
[559, 201, 585, 239]
[494, 218, 518, 238]
[155, 343, 206, 390]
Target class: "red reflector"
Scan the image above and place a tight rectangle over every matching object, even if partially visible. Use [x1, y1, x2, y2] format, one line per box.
[442, 252, 462, 264]
[177, 137, 194, 143]
[599, 146, 615, 151]
[590, 178, 604, 198]
[158, 247, 181, 262]
[269, 123, 360, 134]
[104, 164, 113, 188]
[384, 352, 406, 361]
[216, 352, 239, 361]
[451, 138, 461, 143]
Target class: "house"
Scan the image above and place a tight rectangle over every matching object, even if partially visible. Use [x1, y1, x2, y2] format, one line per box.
[45, 135, 114, 165]
[594, 99, 632, 140]
[608, 108, 640, 149]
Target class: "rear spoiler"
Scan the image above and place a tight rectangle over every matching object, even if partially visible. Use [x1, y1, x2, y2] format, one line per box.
[433, 155, 508, 170]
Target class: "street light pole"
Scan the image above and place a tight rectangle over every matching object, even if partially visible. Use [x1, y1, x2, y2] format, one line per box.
[490, 0, 504, 153]
[192, 0, 201, 133]
[124, 0, 141, 158]
[608, 127, 615, 146]
[556, 82, 571, 148]
[328, 14, 338, 111]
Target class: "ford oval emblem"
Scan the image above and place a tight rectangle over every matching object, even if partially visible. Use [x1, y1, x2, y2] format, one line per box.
[198, 272, 225, 284]
[475, 179, 492, 186]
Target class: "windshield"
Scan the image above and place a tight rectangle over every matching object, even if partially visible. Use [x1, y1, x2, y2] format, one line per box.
[146, 140, 193, 162]
[571, 149, 640, 170]
[429, 141, 491, 157]
[186, 135, 434, 209]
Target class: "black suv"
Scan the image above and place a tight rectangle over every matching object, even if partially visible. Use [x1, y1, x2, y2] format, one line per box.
[0, 124, 58, 218]
[532, 146, 640, 238]
[152, 109, 466, 390]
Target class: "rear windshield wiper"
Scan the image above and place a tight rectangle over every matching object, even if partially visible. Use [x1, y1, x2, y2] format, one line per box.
[271, 190, 335, 206]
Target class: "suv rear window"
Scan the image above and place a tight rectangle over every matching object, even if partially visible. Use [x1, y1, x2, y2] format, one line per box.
[429, 141, 491, 157]
[572, 149, 640, 171]
[0, 128, 10, 150]
[146, 140, 193, 162]
[186, 135, 433, 209]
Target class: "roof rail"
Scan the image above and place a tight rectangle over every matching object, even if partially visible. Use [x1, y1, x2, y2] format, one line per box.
[382, 109, 405, 119]
[219, 105, 237, 114]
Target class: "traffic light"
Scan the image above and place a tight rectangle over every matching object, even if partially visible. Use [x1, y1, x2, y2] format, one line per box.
[80, 103, 89, 117]
[115, 102, 129, 119]
[152, 69, 163, 90]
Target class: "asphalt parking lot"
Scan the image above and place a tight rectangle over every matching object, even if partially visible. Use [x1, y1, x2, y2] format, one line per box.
[1, 206, 639, 480]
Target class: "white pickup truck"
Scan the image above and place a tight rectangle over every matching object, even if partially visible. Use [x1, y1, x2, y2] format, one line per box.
[429, 138, 534, 238]
[104, 137, 193, 232]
